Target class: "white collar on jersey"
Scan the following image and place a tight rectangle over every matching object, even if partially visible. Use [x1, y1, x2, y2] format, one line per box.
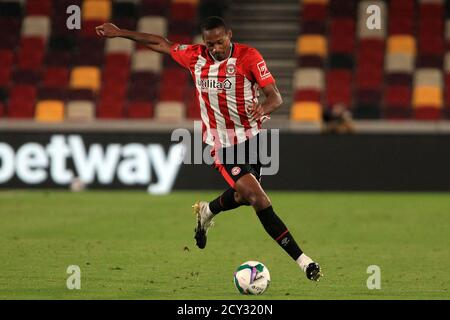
[208, 42, 233, 63]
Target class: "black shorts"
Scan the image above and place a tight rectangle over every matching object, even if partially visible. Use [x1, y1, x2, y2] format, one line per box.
[211, 134, 262, 188]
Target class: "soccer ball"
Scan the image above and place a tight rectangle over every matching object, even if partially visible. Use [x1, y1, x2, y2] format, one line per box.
[233, 261, 271, 295]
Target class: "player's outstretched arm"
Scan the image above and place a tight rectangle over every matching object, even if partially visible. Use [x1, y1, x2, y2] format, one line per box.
[95, 22, 173, 55]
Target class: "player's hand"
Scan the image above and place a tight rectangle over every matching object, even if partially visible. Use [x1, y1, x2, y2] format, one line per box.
[95, 23, 122, 38]
[248, 103, 270, 123]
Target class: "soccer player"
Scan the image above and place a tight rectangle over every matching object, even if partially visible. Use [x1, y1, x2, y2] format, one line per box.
[96, 17, 322, 281]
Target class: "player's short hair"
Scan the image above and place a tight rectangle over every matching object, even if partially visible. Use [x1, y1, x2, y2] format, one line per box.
[201, 16, 230, 32]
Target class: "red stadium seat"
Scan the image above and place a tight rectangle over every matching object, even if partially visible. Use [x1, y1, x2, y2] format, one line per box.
[8, 85, 37, 118]
[97, 99, 125, 119]
[385, 73, 412, 86]
[160, 68, 188, 87]
[67, 89, 95, 101]
[12, 70, 40, 84]
[128, 86, 157, 102]
[418, 36, 444, 56]
[81, 20, 105, 38]
[355, 66, 383, 90]
[20, 37, 45, 53]
[358, 39, 384, 54]
[0, 18, 21, 49]
[294, 89, 321, 102]
[168, 34, 191, 46]
[17, 50, 45, 71]
[326, 70, 352, 106]
[0, 17, 21, 34]
[383, 106, 411, 120]
[445, 74, 450, 106]
[103, 54, 130, 82]
[103, 68, 130, 86]
[45, 51, 72, 66]
[128, 72, 159, 102]
[100, 82, 128, 101]
[26, 0, 52, 16]
[389, 17, 414, 35]
[170, 2, 196, 22]
[0, 66, 11, 86]
[42, 67, 70, 88]
[0, 102, 4, 118]
[169, 21, 195, 37]
[419, 3, 443, 19]
[414, 107, 442, 120]
[17, 37, 46, 70]
[73, 38, 105, 66]
[141, 0, 168, 16]
[127, 101, 154, 118]
[415, 55, 443, 69]
[329, 19, 354, 54]
[158, 85, 186, 102]
[73, 50, 104, 66]
[390, 0, 414, 14]
[300, 21, 326, 35]
[158, 68, 188, 101]
[110, 17, 136, 32]
[297, 55, 324, 68]
[0, 32, 20, 49]
[329, 0, 355, 18]
[0, 50, 14, 68]
[0, 50, 13, 85]
[38, 87, 67, 101]
[105, 53, 130, 68]
[355, 89, 381, 105]
[303, 4, 327, 22]
[384, 86, 411, 108]
[186, 91, 201, 119]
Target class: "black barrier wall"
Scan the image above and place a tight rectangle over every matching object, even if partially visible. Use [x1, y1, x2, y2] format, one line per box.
[0, 131, 449, 191]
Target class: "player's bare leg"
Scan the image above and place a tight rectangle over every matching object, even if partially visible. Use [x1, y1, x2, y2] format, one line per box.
[233, 173, 323, 282]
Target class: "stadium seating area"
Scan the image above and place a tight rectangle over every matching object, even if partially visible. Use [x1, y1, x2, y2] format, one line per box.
[1, 0, 450, 122]
[293, 0, 450, 121]
[0, 0, 201, 121]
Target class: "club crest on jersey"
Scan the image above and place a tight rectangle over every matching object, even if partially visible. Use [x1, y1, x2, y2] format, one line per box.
[226, 64, 236, 75]
[231, 166, 241, 176]
[257, 61, 271, 79]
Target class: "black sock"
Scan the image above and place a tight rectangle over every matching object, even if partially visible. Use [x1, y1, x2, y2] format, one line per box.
[256, 206, 303, 260]
[209, 188, 241, 215]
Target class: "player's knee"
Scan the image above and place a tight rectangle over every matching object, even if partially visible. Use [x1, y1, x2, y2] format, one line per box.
[234, 192, 250, 206]
[245, 191, 270, 209]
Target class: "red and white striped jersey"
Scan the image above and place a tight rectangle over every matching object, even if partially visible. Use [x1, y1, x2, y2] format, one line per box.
[170, 42, 275, 148]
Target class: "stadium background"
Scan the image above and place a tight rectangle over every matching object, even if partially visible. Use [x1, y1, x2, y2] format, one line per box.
[0, 0, 449, 192]
[0, 0, 449, 301]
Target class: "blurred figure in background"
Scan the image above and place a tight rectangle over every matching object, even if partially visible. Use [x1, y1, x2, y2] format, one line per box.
[321, 103, 355, 134]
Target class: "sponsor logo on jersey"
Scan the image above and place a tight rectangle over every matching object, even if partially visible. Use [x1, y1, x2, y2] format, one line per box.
[197, 78, 233, 92]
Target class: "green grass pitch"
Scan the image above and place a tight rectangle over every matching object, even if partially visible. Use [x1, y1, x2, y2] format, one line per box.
[0, 191, 449, 300]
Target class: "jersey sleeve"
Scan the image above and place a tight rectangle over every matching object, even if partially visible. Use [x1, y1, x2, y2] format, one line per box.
[170, 43, 196, 69]
[245, 48, 275, 88]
